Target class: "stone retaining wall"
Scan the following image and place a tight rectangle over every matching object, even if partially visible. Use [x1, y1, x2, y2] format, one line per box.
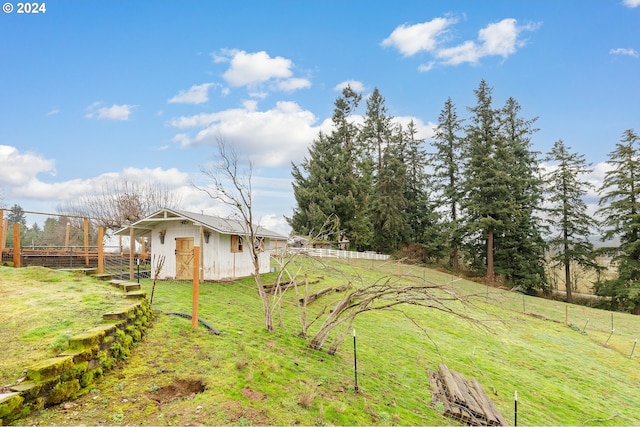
[0, 295, 152, 425]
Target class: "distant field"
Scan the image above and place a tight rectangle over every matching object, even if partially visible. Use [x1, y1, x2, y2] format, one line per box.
[545, 256, 616, 294]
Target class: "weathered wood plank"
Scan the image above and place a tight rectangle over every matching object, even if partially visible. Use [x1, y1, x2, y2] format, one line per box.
[466, 377, 495, 422]
[429, 364, 506, 426]
[470, 378, 508, 426]
[438, 363, 465, 404]
[453, 370, 486, 420]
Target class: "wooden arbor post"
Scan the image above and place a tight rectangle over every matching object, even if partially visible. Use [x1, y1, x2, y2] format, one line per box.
[192, 246, 200, 329]
[65, 223, 71, 250]
[84, 217, 89, 266]
[97, 227, 104, 274]
[0, 209, 4, 252]
[13, 223, 21, 268]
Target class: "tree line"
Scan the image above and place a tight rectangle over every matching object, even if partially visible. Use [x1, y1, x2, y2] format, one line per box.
[1, 204, 95, 248]
[288, 80, 640, 314]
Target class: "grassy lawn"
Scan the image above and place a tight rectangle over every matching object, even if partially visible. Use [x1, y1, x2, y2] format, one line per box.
[9, 257, 640, 426]
[0, 266, 129, 383]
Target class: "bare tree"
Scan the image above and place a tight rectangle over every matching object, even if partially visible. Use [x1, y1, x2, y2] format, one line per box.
[306, 271, 474, 355]
[59, 179, 182, 230]
[196, 136, 280, 332]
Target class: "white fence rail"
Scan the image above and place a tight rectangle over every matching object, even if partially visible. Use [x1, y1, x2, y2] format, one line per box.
[287, 247, 390, 261]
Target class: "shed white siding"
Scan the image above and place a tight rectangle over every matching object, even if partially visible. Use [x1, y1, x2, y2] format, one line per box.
[117, 208, 283, 282]
[149, 221, 271, 281]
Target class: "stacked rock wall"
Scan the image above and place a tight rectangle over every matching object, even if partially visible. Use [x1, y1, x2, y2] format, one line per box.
[0, 299, 152, 425]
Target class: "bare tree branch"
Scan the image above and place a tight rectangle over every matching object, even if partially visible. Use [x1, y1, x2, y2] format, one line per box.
[59, 179, 182, 230]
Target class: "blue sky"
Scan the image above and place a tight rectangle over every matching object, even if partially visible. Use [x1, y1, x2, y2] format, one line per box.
[1, 0, 639, 234]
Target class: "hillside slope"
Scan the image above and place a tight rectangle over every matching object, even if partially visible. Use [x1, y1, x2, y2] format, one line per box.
[15, 258, 640, 426]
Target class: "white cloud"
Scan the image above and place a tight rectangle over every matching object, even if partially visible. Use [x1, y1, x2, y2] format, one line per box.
[436, 19, 540, 66]
[168, 101, 327, 167]
[0, 144, 292, 233]
[46, 108, 60, 116]
[0, 152, 191, 204]
[221, 49, 293, 86]
[436, 40, 483, 65]
[213, 49, 310, 95]
[381, 17, 458, 56]
[479, 18, 524, 56]
[168, 83, 217, 104]
[276, 77, 312, 92]
[418, 62, 436, 73]
[610, 47, 639, 58]
[0, 145, 56, 187]
[85, 102, 136, 121]
[335, 80, 365, 92]
[385, 16, 540, 71]
[623, 0, 640, 8]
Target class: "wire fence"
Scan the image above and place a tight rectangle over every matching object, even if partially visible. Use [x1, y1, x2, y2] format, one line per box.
[3, 244, 152, 280]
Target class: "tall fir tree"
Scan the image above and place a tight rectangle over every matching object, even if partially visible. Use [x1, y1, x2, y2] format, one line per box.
[401, 121, 445, 261]
[6, 204, 27, 246]
[431, 97, 465, 270]
[597, 129, 640, 314]
[461, 80, 511, 283]
[544, 140, 600, 302]
[494, 97, 546, 292]
[361, 88, 408, 252]
[289, 86, 370, 248]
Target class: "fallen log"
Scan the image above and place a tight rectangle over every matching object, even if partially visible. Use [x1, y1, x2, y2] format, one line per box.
[299, 284, 348, 305]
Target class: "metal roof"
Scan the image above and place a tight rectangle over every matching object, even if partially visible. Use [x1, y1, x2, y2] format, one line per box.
[114, 208, 287, 239]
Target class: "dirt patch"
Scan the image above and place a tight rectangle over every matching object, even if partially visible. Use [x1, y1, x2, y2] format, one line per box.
[220, 400, 270, 425]
[240, 386, 267, 401]
[147, 378, 206, 404]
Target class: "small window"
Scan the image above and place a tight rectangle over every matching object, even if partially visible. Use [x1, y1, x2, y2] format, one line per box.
[231, 235, 243, 253]
[254, 236, 265, 252]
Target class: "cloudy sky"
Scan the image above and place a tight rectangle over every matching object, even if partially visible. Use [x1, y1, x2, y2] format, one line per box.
[1, 0, 639, 234]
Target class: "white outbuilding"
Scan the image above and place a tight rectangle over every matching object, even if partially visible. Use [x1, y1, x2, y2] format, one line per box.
[115, 208, 287, 281]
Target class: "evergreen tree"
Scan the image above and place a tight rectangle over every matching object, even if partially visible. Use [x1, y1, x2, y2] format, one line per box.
[461, 80, 511, 284]
[369, 129, 408, 253]
[494, 97, 546, 292]
[544, 140, 600, 302]
[402, 121, 445, 261]
[6, 204, 27, 246]
[289, 87, 370, 248]
[361, 88, 408, 252]
[7, 204, 27, 227]
[596, 129, 640, 314]
[23, 222, 43, 248]
[431, 97, 465, 270]
[461, 82, 545, 291]
[42, 217, 65, 247]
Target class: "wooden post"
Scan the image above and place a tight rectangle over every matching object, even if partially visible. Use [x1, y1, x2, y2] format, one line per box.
[0, 209, 4, 251]
[13, 223, 21, 268]
[192, 246, 200, 329]
[129, 227, 135, 281]
[141, 237, 146, 260]
[65, 223, 71, 250]
[83, 218, 89, 266]
[2, 218, 7, 247]
[97, 227, 104, 274]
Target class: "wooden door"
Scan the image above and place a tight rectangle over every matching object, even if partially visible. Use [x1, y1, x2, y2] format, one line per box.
[175, 237, 194, 280]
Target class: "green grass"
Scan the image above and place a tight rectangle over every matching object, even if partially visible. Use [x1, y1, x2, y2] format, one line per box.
[12, 257, 640, 426]
[0, 266, 132, 381]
